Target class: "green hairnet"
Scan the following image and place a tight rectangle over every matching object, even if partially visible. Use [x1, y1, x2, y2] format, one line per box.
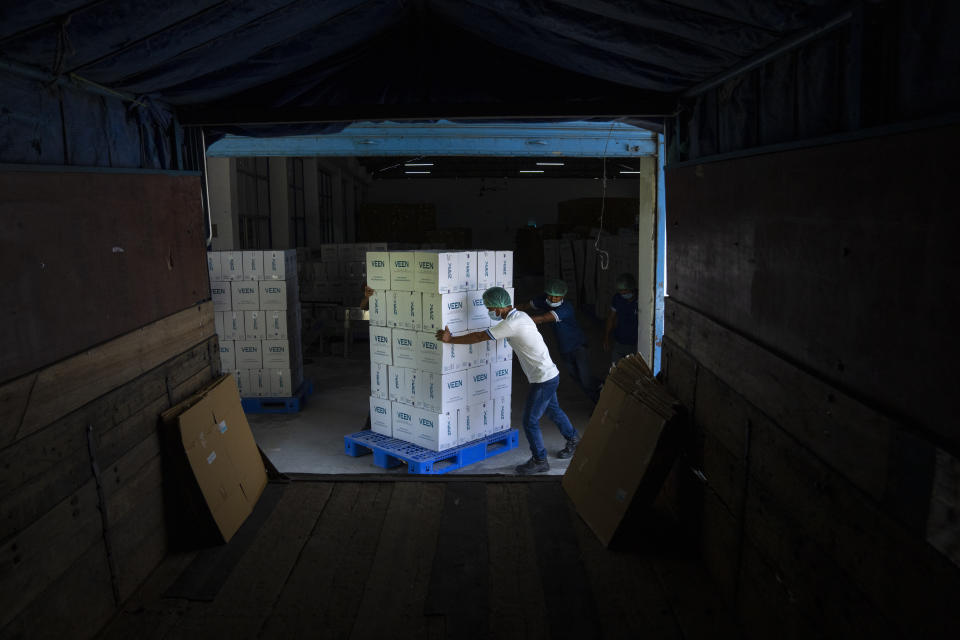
[615, 273, 637, 290]
[544, 279, 568, 297]
[482, 286, 512, 308]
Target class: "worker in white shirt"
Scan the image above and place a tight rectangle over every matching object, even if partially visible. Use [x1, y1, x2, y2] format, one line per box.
[435, 287, 580, 475]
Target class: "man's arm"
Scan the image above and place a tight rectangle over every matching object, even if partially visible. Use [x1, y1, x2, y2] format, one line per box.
[529, 311, 558, 325]
[436, 326, 491, 344]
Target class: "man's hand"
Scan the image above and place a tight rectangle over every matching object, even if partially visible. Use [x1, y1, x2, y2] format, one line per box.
[364, 285, 375, 298]
[435, 326, 452, 343]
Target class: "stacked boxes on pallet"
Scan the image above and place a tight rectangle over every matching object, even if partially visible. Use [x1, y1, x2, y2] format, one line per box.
[208, 249, 304, 398]
[367, 249, 515, 451]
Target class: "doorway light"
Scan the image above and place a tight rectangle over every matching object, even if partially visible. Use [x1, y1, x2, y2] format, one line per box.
[519, 170, 544, 174]
[405, 171, 431, 174]
[405, 162, 434, 166]
[536, 162, 564, 166]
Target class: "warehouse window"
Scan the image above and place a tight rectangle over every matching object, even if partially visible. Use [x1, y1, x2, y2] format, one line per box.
[288, 158, 306, 247]
[237, 157, 271, 249]
[317, 167, 334, 242]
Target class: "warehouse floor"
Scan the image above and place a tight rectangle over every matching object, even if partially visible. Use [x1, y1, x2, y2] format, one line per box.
[249, 293, 613, 476]
[97, 480, 742, 639]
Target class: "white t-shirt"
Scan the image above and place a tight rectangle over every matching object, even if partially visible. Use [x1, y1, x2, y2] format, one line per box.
[487, 309, 559, 384]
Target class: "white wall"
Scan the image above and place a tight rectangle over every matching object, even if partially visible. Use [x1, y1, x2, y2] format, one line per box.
[206, 156, 238, 250]
[365, 177, 649, 248]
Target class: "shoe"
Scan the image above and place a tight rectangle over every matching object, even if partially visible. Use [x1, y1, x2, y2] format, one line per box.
[557, 437, 579, 459]
[515, 456, 550, 475]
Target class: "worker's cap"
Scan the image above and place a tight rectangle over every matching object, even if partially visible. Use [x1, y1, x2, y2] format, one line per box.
[615, 273, 637, 290]
[544, 278, 568, 297]
[482, 286, 512, 309]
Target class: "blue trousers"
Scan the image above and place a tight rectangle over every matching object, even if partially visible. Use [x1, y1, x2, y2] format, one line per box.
[561, 345, 600, 404]
[522, 375, 578, 460]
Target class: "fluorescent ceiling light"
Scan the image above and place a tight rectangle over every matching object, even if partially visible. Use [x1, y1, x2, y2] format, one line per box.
[619, 170, 642, 174]
[405, 171, 431, 174]
[536, 162, 564, 166]
[404, 162, 433, 166]
[519, 170, 544, 173]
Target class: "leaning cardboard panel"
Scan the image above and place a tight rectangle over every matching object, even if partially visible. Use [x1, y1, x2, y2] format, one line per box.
[161, 374, 268, 544]
[562, 357, 681, 547]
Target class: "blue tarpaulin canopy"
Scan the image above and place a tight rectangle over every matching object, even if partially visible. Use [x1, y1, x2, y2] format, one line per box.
[0, 0, 844, 168]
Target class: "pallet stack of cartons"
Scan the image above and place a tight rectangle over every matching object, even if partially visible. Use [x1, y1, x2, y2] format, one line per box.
[367, 249, 515, 451]
[208, 249, 304, 398]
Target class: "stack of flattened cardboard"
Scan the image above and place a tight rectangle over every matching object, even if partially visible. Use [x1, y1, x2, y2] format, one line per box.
[161, 374, 268, 544]
[562, 354, 682, 547]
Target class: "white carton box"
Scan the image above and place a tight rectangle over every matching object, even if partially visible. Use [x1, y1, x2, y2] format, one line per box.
[262, 339, 294, 369]
[459, 402, 490, 445]
[371, 362, 389, 399]
[466, 290, 490, 331]
[369, 325, 393, 365]
[493, 395, 511, 431]
[210, 281, 231, 312]
[466, 364, 491, 404]
[369, 290, 387, 326]
[235, 340, 262, 369]
[264, 309, 296, 339]
[494, 336, 513, 363]
[459, 251, 477, 291]
[454, 343, 477, 370]
[220, 251, 243, 281]
[214, 311, 225, 337]
[219, 340, 235, 371]
[392, 401, 418, 443]
[387, 365, 405, 402]
[269, 368, 293, 396]
[264, 249, 297, 280]
[415, 251, 459, 293]
[406, 291, 423, 331]
[250, 369, 270, 397]
[207, 252, 223, 281]
[230, 281, 260, 310]
[242, 250, 264, 280]
[476, 339, 493, 367]
[392, 328, 418, 368]
[366, 251, 391, 290]
[405, 368, 421, 407]
[421, 292, 467, 333]
[369, 396, 392, 436]
[417, 369, 468, 413]
[490, 359, 512, 397]
[386, 290, 401, 328]
[223, 311, 245, 340]
[415, 332, 458, 373]
[259, 280, 293, 310]
[244, 310, 265, 340]
[412, 407, 458, 452]
[389, 251, 416, 289]
[476, 251, 496, 289]
[495, 250, 514, 287]
[234, 369, 251, 397]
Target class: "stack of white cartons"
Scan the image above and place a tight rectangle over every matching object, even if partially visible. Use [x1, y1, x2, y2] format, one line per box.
[367, 249, 515, 451]
[208, 249, 304, 398]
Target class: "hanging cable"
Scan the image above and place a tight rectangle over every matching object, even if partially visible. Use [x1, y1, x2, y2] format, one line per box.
[594, 123, 616, 271]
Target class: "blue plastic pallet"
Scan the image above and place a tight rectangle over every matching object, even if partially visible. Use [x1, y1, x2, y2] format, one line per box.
[241, 379, 314, 414]
[344, 429, 520, 474]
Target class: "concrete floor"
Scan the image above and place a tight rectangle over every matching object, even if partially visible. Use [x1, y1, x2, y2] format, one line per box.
[250, 282, 614, 476]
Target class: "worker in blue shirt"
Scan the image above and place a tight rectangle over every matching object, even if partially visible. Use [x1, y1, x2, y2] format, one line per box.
[604, 272, 639, 365]
[522, 279, 600, 404]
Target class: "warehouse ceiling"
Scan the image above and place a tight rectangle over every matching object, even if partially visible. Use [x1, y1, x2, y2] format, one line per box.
[1, 0, 847, 137]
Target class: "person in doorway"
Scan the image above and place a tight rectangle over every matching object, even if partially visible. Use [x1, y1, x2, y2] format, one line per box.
[520, 278, 600, 404]
[604, 273, 639, 366]
[435, 287, 580, 475]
